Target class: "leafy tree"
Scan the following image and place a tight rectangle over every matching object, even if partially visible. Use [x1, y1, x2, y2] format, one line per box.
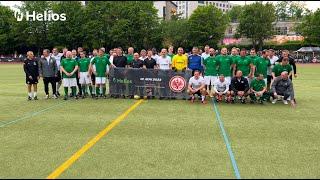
[161, 19, 190, 49]
[236, 2, 276, 50]
[0, 5, 16, 54]
[48, 1, 84, 50]
[187, 5, 228, 48]
[227, 5, 243, 23]
[296, 8, 320, 45]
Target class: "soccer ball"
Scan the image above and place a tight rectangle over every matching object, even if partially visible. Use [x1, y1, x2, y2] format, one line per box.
[134, 95, 140, 99]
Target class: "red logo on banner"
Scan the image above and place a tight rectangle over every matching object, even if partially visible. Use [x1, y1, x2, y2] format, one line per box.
[169, 76, 186, 92]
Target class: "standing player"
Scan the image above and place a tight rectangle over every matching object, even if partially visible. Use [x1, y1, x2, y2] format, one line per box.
[89, 48, 115, 99]
[78, 51, 92, 98]
[156, 48, 172, 70]
[139, 49, 147, 61]
[167, 46, 175, 60]
[143, 50, 157, 69]
[213, 75, 232, 103]
[172, 47, 188, 72]
[267, 49, 279, 90]
[52, 48, 62, 96]
[187, 70, 207, 104]
[254, 50, 271, 85]
[229, 47, 239, 77]
[272, 57, 292, 79]
[216, 47, 232, 84]
[188, 47, 203, 74]
[126, 47, 134, 65]
[71, 49, 81, 97]
[60, 51, 78, 100]
[90, 49, 98, 98]
[249, 73, 268, 104]
[24, 51, 39, 100]
[201, 45, 210, 60]
[203, 48, 219, 97]
[247, 48, 259, 78]
[235, 48, 253, 83]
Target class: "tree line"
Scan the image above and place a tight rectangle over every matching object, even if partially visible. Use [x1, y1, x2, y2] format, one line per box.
[0, 1, 319, 55]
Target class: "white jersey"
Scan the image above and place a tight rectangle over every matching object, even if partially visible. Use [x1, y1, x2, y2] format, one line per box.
[268, 55, 279, 75]
[189, 76, 205, 90]
[52, 53, 63, 68]
[213, 79, 229, 93]
[201, 52, 210, 60]
[139, 56, 147, 61]
[157, 56, 171, 70]
[152, 54, 160, 60]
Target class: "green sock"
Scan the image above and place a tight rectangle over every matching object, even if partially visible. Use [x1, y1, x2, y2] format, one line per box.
[102, 86, 106, 95]
[96, 86, 100, 96]
[89, 85, 93, 95]
[72, 87, 76, 97]
[64, 87, 68, 97]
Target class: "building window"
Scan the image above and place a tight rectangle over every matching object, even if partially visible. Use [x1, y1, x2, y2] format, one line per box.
[220, 3, 222, 7]
[228, 27, 233, 34]
[198, 1, 204, 4]
[223, 4, 225, 7]
[163, 7, 166, 20]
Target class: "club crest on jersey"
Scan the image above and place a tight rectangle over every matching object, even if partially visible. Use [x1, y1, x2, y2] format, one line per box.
[169, 76, 186, 92]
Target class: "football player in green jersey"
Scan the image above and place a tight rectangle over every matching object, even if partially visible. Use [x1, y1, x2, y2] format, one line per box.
[249, 74, 269, 104]
[78, 51, 92, 98]
[89, 48, 115, 99]
[60, 51, 79, 100]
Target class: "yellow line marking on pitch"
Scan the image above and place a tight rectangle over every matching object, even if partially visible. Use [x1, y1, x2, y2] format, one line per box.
[47, 99, 144, 179]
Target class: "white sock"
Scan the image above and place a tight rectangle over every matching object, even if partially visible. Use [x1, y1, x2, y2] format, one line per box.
[201, 95, 205, 101]
[34, 92, 37, 97]
[28, 92, 32, 97]
[92, 86, 96, 95]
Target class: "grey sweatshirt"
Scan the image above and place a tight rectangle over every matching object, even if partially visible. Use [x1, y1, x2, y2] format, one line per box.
[38, 56, 57, 77]
[271, 76, 294, 99]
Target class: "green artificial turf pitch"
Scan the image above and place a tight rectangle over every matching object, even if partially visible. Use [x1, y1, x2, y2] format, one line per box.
[0, 63, 319, 178]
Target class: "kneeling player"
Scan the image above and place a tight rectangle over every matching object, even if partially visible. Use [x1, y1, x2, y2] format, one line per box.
[78, 51, 92, 98]
[187, 70, 207, 104]
[249, 74, 269, 104]
[230, 70, 249, 104]
[213, 75, 232, 103]
[60, 51, 78, 100]
[89, 48, 115, 99]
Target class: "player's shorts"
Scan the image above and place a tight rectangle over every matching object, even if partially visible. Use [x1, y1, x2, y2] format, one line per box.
[204, 76, 218, 85]
[79, 72, 92, 84]
[26, 76, 38, 85]
[63, 78, 77, 87]
[95, 77, 106, 84]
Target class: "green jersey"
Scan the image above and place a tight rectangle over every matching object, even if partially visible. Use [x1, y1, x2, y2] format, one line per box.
[203, 56, 219, 76]
[168, 53, 175, 61]
[250, 78, 266, 91]
[60, 58, 78, 78]
[126, 54, 134, 64]
[216, 55, 232, 76]
[248, 55, 259, 65]
[272, 64, 292, 77]
[91, 56, 111, 77]
[236, 56, 251, 76]
[104, 53, 110, 59]
[78, 58, 90, 72]
[229, 55, 240, 65]
[255, 57, 271, 78]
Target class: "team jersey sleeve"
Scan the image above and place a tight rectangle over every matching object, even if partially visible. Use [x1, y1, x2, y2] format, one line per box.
[91, 57, 96, 65]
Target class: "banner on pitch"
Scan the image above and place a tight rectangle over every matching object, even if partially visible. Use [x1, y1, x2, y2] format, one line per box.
[109, 68, 192, 99]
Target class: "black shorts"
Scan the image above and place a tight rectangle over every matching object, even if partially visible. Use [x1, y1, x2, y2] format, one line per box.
[55, 72, 62, 82]
[26, 76, 38, 85]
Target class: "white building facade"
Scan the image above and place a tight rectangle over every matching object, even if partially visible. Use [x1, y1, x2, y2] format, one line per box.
[173, 1, 235, 19]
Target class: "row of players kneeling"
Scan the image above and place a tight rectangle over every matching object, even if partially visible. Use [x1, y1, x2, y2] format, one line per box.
[187, 70, 295, 106]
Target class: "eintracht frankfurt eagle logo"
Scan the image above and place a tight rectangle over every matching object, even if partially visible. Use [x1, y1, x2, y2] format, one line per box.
[169, 76, 186, 92]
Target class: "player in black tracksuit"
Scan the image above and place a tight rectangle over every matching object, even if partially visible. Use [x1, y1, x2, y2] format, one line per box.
[23, 51, 39, 100]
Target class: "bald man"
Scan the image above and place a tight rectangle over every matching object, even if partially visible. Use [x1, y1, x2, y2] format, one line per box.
[271, 71, 296, 107]
[60, 51, 78, 100]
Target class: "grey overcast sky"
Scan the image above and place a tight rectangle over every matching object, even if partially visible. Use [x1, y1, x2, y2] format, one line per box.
[1, 1, 320, 12]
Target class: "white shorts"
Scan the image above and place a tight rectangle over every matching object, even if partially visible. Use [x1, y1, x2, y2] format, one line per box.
[95, 77, 106, 84]
[79, 72, 92, 84]
[204, 76, 218, 85]
[63, 78, 77, 87]
[264, 78, 267, 85]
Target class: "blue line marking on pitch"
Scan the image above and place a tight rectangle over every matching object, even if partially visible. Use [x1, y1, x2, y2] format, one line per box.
[0, 101, 67, 128]
[212, 99, 241, 179]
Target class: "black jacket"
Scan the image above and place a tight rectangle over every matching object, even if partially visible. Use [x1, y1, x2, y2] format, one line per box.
[230, 76, 249, 93]
[23, 58, 39, 77]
